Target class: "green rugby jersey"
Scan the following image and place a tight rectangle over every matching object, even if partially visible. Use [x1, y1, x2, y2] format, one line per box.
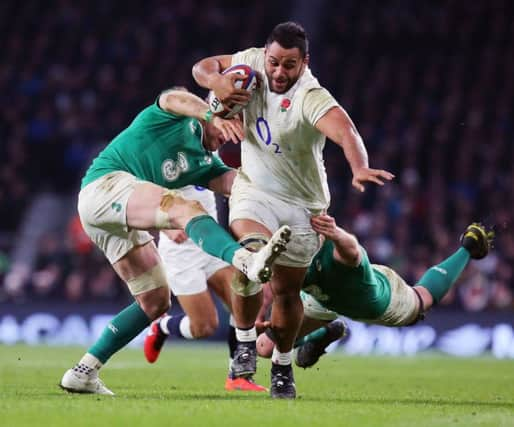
[81, 99, 231, 189]
[302, 241, 392, 319]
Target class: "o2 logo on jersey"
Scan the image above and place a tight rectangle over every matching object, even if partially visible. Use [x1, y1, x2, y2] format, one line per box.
[162, 152, 189, 182]
[256, 117, 281, 154]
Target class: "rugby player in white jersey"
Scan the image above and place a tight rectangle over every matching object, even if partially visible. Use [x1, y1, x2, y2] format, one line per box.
[144, 185, 266, 392]
[193, 22, 394, 398]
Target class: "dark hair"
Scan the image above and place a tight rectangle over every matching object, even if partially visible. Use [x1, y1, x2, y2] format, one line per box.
[266, 22, 309, 58]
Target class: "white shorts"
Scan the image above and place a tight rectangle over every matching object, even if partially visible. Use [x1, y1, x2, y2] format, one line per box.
[78, 171, 154, 264]
[367, 265, 419, 326]
[300, 291, 339, 321]
[158, 232, 230, 296]
[229, 172, 321, 267]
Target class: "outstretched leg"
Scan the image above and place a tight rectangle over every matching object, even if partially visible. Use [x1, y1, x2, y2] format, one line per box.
[414, 222, 495, 310]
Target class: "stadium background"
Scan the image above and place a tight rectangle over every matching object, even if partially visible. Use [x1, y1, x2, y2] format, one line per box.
[1, 0, 513, 358]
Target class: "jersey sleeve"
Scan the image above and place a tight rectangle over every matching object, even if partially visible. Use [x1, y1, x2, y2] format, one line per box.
[302, 87, 341, 126]
[231, 47, 264, 70]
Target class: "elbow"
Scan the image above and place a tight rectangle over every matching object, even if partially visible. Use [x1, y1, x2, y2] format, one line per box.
[192, 61, 203, 81]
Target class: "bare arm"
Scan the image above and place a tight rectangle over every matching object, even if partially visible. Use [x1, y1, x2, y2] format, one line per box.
[159, 89, 213, 121]
[310, 214, 361, 267]
[192, 55, 251, 105]
[159, 90, 244, 143]
[207, 169, 236, 197]
[315, 106, 395, 192]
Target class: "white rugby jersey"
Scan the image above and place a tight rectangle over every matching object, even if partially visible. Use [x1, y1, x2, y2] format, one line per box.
[232, 47, 340, 210]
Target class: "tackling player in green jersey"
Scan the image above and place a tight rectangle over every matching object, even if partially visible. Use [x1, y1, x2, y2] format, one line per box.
[257, 214, 494, 367]
[60, 88, 291, 395]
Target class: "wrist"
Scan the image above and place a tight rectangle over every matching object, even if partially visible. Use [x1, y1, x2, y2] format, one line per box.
[204, 109, 214, 123]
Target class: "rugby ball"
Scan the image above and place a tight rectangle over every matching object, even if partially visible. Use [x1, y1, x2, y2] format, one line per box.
[207, 64, 258, 119]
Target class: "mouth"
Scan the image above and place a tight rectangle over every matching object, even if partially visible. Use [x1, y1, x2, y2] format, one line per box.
[273, 79, 288, 90]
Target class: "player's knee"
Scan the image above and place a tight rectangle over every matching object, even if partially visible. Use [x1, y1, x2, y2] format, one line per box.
[256, 332, 274, 358]
[231, 271, 263, 297]
[238, 232, 269, 253]
[190, 317, 219, 338]
[154, 190, 207, 229]
[139, 297, 170, 320]
[230, 233, 269, 297]
[128, 263, 170, 319]
[273, 292, 302, 310]
[185, 199, 207, 217]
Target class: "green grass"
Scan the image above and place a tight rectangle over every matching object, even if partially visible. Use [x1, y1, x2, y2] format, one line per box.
[1, 344, 514, 427]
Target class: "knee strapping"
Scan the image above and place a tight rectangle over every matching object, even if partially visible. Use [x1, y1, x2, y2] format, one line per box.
[126, 263, 168, 296]
[238, 233, 269, 252]
[230, 233, 269, 296]
[155, 189, 181, 229]
[155, 189, 206, 230]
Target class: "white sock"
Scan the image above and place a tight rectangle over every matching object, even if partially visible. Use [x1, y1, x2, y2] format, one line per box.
[272, 348, 292, 366]
[179, 316, 194, 339]
[77, 353, 102, 374]
[231, 248, 251, 271]
[236, 326, 257, 342]
[159, 315, 172, 335]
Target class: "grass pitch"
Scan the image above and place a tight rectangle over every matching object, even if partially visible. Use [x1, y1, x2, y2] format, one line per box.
[1, 344, 513, 427]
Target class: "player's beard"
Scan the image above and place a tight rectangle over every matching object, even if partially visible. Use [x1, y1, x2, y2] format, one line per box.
[271, 77, 290, 93]
[265, 64, 305, 94]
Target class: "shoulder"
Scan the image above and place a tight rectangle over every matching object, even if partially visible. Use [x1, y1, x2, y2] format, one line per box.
[301, 87, 340, 126]
[232, 47, 264, 69]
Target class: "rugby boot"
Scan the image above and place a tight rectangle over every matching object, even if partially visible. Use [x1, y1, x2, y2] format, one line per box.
[295, 318, 347, 368]
[460, 223, 495, 260]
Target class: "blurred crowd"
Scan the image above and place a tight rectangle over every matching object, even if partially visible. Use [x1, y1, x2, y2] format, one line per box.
[1, 0, 513, 311]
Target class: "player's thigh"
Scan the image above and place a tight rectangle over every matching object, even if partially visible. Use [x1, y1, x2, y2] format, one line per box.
[127, 183, 207, 230]
[206, 265, 235, 310]
[270, 265, 307, 296]
[79, 172, 154, 259]
[112, 240, 160, 279]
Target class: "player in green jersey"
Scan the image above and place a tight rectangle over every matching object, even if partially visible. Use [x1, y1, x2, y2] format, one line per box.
[256, 214, 494, 367]
[59, 88, 291, 395]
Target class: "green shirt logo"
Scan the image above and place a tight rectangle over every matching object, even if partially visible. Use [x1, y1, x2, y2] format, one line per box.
[162, 152, 189, 182]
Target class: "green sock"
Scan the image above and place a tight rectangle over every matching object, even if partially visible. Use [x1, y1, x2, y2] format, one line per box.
[417, 247, 471, 304]
[294, 326, 328, 348]
[185, 215, 241, 264]
[88, 302, 150, 364]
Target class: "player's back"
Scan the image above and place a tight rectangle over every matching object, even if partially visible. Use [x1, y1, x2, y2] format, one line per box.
[82, 103, 228, 190]
[303, 241, 391, 319]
